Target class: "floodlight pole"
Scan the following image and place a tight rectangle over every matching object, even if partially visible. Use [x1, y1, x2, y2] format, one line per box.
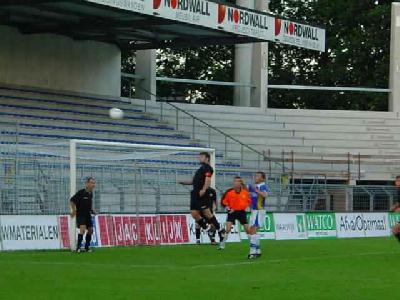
[234, 0, 269, 109]
[135, 49, 156, 101]
[233, 0, 254, 107]
[253, 0, 269, 110]
[389, 2, 400, 112]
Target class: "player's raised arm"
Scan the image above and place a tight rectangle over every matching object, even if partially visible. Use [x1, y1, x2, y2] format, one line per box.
[178, 179, 193, 185]
[254, 184, 268, 198]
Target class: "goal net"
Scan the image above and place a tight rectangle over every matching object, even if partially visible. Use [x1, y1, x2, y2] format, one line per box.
[1, 138, 218, 249]
[68, 139, 216, 250]
[69, 139, 216, 211]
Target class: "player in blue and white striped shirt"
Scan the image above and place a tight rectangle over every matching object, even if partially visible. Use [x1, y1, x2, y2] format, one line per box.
[247, 171, 269, 259]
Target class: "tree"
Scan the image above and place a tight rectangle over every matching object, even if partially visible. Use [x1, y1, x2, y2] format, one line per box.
[122, 0, 393, 110]
[156, 46, 234, 105]
[268, 0, 392, 110]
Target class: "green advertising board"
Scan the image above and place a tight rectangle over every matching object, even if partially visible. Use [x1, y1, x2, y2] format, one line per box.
[240, 212, 275, 240]
[296, 215, 306, 233]
[305, 212, 337, 239]
[389, 212, 400, 227]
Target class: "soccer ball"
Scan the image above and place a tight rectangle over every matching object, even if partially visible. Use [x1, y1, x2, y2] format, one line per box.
[109, 108, 124, 120]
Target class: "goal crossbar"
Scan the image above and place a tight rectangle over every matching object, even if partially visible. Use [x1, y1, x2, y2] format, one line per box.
[69, 139, 216, 198]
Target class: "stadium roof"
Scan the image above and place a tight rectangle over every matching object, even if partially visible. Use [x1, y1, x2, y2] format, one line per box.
[0, 0, 326, 52]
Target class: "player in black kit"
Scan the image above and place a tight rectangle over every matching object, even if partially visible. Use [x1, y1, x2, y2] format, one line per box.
[195, 187, 218, 245]
[70, 177, 96, 253]
[180, 152, 225, 242]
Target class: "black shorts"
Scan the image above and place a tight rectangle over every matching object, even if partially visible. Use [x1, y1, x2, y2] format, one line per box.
[76, 214, 93, 228]
[226, 210, 248, 225]
[190, 190, 212, 211]
[200, 206, 213, 217]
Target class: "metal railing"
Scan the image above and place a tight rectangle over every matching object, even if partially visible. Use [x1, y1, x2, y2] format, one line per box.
[122, 79, 292, 177]
[267, 84, 390, 93]
[122, 73, 390, 93]
[122, 81, 400, 182]
[284, 184, 398, 212]
[121, 74, 396, 180]
[160, 100, 264, 163]
[0, 85, 399, 216]
[1, 123, 398, 215]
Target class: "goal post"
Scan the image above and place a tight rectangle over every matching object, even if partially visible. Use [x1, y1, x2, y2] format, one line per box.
[68, 139, 216, 250]
[69, 139, 216, 196]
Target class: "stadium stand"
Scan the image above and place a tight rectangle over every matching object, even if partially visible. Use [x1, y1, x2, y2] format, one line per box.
[0, 84, 398, 215]
[134, 99, 400, 182]
[0, 85, 270, 215]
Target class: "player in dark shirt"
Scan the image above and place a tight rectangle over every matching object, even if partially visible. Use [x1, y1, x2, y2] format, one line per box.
[180, 152, 225, 243]
[195, 187, 218, 245]
[70, 177, 96, 253]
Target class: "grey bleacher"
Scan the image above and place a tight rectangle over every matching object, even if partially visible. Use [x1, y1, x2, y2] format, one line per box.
[1, 85, 398, 215]
[0, 85, 260, 215]
[132, 99, 400, 181]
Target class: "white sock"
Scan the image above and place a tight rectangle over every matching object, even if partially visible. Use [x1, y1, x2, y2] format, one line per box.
[249, 234, 257, 255]
[256, 234, 261, 254]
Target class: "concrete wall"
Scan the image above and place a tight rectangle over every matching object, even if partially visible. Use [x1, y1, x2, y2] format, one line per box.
[0, 25, 121, 97]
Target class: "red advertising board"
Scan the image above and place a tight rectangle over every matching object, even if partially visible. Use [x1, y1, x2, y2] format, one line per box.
[63, 214, 190, 248]
[58, 215, 70, 249]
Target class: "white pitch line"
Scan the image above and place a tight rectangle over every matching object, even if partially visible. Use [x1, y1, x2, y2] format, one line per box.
[0, 260, 182, 269]
[193, 251, 398, 268]
[0, 251, 397, 270]
[267, 251, 398, 264]
[191, 261, 254, 269]
[0, 260, 254, 270]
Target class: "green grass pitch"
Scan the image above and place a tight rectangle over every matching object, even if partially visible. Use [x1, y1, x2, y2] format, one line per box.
[0, 238, 399, 300]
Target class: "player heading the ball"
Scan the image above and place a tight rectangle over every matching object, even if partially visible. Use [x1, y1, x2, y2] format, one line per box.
[179, 152, 226, 244]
